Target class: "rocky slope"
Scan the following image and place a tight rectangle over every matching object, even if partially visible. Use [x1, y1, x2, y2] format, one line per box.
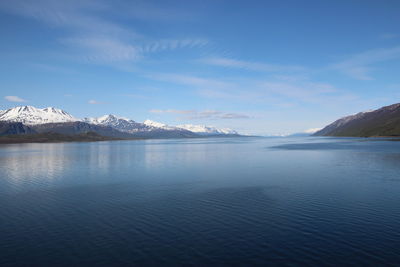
[0, 121, 36, 136]
[314, 103, 400, 137]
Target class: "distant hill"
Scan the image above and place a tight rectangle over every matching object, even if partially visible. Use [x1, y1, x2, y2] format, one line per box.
[176, 123, 238, 135]
[314, 103, 400, 137]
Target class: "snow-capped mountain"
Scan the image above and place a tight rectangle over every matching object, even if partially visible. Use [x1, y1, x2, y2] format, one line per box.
[143, 120, 177, 130]
[83, 115, 150, 133]
[83, 116, 197, 138]
[143, 120, 237, 135]
[83, 114, 128, 125]
[0, 106, 79, 125]
[0, 106, 241, 137]
[177, 124, 238, 135]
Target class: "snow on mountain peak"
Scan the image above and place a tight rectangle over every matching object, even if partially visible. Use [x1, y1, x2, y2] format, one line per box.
[98, 114, 118, 122]
[144, 119, 164, 127]
[143, 120, 235, 134]
[177, 124, 238, 135]
[0, 106, 79, 125]
[143, 120, 176, 130]
[143, 120, 238, 135]
[83, 114, 151, 133]
[0, 105, 241, 135]
[87, 114, 131, 125]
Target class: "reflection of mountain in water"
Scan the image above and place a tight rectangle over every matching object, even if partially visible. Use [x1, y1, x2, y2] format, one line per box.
[0, 143, 71, 188]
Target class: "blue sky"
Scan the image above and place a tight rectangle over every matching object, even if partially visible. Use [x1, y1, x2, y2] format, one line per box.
[0, 0, 399, 135]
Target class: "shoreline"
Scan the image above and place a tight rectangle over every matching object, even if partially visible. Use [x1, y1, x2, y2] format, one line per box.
[0, 132, 250, 145]
[0, 132, 135, 145]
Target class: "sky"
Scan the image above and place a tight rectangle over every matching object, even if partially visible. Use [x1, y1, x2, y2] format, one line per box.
[0, 0, 399, 135]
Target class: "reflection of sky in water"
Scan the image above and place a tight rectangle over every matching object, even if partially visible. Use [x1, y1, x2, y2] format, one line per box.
[2, 137, 400, 265]
[1, 137, 400, 194]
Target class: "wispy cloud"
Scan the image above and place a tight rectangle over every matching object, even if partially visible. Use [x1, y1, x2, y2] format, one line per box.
[0, 0, 209, 68]
[261, 81, 336, 97]
[61, 37, 209, 63]
[380, 33, 398, 40]
[140, 39, 208, 53]
[4, 95, 27, 102]
[332, 46, 400, 80]
[259, 80, 358, 105]
[201, 57, 305, 72]
[146, 73, 232, 89]
[186, 110, 250, 120]
[215, 112, 250, 119]
[62, 37, 140, 63]
[88, 99, 103, 104]
[0, 0, 128, 36]
[115, 1, 198, 22]
[149, 109, 194, 114]
[30, 63, 78, 74]
[147, 71, 355, 108]
[122, 93, 148, 99]
[150, 109, 250, 120]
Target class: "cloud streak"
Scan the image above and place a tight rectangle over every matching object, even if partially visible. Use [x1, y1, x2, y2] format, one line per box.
[332, 45, 400, 80]
[62, 37, 140, 63]
[258, 80, 359, 106]
[147, 73, 232, 89]
[380, 33, 398, 40]
[88, 99, 103, 104]
[150, 109, 250, 120]
[149, 109, 194, 114]
[0, 0, 209, 67]
[140, 39, 208, 54]
[4, 96, 27, 102]
[0, 0, 128, 36]
[146, 71, 357, 108]
[201, 57, 306, 73]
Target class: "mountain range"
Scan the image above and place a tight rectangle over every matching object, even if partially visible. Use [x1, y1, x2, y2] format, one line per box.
[314, 103, 400, 137]
[2, 103, 398, 140]
[0, 106, 240, 138]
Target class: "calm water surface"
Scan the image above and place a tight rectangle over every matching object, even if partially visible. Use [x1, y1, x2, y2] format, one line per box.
[1, 137, 400, 266]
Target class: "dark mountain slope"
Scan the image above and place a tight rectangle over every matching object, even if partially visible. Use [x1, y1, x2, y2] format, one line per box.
[30, 121, 200, 139]
[314, 103, 400, 137]
[0, 132, 124, 144]
[0, 121, 36, 135]
[31, 121, 134, 138]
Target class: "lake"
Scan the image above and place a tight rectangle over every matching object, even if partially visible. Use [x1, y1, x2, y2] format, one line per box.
[1, 137, 400, 266]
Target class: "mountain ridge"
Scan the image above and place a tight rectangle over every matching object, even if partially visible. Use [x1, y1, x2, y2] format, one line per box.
[0, 106, 241, 138]
[0, 106, 79, 125]
[0, 121, 36, 135]
[314, 103, 400, 137]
